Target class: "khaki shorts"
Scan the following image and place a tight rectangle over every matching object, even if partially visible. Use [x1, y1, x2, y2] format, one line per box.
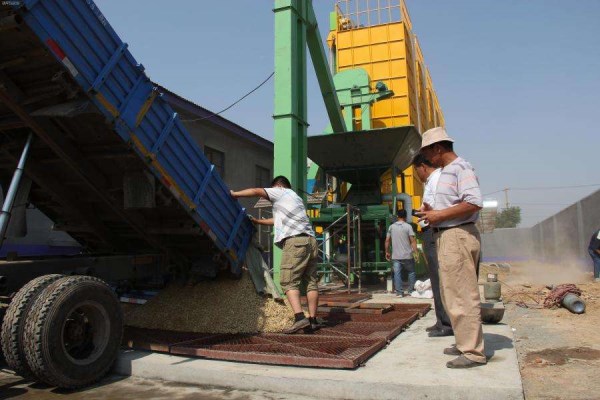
[280, 235, 319, 293]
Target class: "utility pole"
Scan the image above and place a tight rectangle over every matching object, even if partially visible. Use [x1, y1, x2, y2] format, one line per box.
[503, 188, 510, 209]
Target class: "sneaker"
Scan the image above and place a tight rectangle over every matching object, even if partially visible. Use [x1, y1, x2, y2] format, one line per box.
[443, 346, 462, 356]
[425, 324, 439, 332]
[428, 328, 454, 337]
[446, 355, 486, 369]
[283, 318, 310, 334]
[395, 292, 404, 297]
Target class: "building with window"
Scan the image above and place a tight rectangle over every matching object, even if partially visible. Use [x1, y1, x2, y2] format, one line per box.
[157, 85, 273, 215]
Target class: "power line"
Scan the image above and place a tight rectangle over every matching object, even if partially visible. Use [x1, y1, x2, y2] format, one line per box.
[181, 71, 274, 123]
[484, 183, 600, 196]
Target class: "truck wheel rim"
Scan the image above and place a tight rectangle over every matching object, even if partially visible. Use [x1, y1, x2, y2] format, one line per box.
[61, 300, 110, 366]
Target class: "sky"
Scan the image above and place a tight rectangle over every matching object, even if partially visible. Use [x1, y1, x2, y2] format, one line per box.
[96, 0, 600, 227]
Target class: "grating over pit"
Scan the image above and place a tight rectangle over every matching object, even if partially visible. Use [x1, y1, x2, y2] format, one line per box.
[124, 303, 430, 369]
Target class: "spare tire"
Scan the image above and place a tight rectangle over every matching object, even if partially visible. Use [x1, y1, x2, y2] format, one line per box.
[1, 274, 63, 378]
[23, 275, 123, 389]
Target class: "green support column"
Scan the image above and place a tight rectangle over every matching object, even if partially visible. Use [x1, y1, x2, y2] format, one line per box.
[273, 0, 309, 291]
[306, 4, 346, 134]
[273, 0, 346, 291]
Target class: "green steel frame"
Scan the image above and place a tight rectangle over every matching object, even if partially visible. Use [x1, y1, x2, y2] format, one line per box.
[272, 0, 346, 289]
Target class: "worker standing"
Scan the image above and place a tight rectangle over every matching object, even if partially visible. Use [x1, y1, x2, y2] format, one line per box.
[385, 209, 418, 296]
[589, 228, 600, 282]
[230, 176, 319, 334]
[412, 154, 453, 337]
[416, 127, 486, 369]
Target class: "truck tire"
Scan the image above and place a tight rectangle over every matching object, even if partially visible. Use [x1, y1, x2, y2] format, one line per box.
[1, 274, 63, 378]
[23, 275, 123, 389]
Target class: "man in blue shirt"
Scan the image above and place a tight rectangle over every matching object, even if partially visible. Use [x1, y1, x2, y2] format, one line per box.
[385, 209, 418, 296]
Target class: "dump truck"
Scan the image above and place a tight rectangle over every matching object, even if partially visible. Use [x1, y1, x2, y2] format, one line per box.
[0, 0, 254, 388]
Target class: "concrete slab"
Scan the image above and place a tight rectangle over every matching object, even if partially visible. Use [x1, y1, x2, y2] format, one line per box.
[115, 300, 524, 400]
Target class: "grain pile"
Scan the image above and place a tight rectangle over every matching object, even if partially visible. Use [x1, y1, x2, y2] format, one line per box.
[124, 273, 294, 334]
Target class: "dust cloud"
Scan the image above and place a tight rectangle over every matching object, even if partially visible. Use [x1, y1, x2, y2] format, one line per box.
[482, 260, 592, 286]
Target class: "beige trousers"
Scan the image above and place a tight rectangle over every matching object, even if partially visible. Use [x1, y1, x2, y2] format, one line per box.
[435, 224, 486, 364]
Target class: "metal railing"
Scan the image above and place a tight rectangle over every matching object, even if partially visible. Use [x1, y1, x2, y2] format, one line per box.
[335, 0, 410, 29]
[316, 204, 362, 293]
[257, 208, 273, 272]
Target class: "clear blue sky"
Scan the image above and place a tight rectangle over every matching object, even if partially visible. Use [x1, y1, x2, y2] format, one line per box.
[96, 0, 600, 227]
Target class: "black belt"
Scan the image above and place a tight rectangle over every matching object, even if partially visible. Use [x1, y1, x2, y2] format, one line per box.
[432, 222, 474, 233]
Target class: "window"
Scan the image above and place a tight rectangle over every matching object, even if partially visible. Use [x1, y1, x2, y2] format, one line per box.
[204, 146, 225, 177]
[255, 166, 271, 188]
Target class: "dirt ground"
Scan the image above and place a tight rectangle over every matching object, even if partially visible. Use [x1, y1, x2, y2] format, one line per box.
[481, 261, 600, 400]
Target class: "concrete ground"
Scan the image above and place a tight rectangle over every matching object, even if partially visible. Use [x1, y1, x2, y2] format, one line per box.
[115, 294, 524, 400]
[0, 372, 314, 400]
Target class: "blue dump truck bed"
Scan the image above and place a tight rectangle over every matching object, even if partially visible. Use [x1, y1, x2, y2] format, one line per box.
[0, 1, 253, 272]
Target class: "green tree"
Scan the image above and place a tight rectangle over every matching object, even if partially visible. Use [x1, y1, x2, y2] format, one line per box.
[495, 206, 521, 228]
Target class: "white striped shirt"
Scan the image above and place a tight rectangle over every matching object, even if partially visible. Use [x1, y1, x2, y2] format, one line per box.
[433, 157, 482, 228]
[264, 187, 315, 247]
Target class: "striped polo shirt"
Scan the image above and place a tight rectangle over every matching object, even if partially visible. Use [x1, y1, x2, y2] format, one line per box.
[264, 187, 315, 248]
[433, 157, 483, 228]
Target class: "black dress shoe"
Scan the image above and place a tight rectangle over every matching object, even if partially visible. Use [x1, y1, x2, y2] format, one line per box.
[428, 328, 454, 337]
[283, 318, 310, 334]
[425, 324, 439, 332]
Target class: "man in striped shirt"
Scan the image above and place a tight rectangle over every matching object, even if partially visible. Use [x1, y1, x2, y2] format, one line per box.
[416, 127, 486, 369]
[231, 176, 319, 334]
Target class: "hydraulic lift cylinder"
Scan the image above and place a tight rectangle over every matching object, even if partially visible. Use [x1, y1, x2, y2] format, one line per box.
[0, 132, 33, 247]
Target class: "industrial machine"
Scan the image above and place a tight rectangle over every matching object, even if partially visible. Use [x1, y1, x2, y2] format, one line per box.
[272, 0, 446, 286]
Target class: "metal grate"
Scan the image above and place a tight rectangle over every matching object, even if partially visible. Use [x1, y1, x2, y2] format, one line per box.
[124, 303, 430, 369]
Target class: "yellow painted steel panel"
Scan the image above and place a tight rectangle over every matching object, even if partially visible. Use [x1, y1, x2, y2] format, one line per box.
[389, 41, 407, 59]
[391, 97, 410, 115]
[389, 78, 409, 94]
[390, 60, 408, 78]
[371, 61, 391, 80]
[372, 118, 389, 129]
[370, 25, 390, 44]
[353, 46, 372, 65]
[337, 48, 354, 68]
[372, 100, 392, 118]
[337, 31, 352, 48]
[389, 22, 404, 41]
[371, 43, 391, 62]
[352, 29, 372, 47]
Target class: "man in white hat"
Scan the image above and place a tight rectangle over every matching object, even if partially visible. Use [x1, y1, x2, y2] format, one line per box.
[416, 127, 486, 369]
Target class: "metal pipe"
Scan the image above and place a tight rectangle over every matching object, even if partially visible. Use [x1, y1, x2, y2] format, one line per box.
[357, 210, 362, 294]
[346, 203, 351, 293]
[410, 33, 422, 133]
[562, 293, 585, 314]
[396, 192, 413, 220]
[0, 132, 33, 247]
